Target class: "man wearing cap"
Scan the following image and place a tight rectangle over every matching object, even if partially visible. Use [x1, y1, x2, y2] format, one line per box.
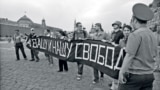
[26, 28, 40, 62]
[111, 21, 124, 45]
[118, 3, 157, 90]
[13, 29, 27, 61]
[110, 21, 124, 90]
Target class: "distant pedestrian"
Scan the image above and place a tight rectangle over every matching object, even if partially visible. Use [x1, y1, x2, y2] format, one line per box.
[8, 35, 12, 43]
[13, 29, 27, 61]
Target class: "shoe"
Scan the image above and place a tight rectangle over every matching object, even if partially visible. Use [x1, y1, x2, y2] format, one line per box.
[57, 70, 63, 72]
[92, 81, 96, 84]
[108, 83, 112, 87]
[36, 59, 39, 62]
[16, 59, 20, 61]
[100, 76, 104, 80]
[30, 59, 35, 61]
[100, 75, 104, 78]
[92, 79, 99, 84]
[109, 81, 118, 90]
[76, 77, 81, 80]
[24, 58, 27, 60]
[76, 74, 82, 80]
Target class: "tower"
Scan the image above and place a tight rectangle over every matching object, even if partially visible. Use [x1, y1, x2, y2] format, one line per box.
[42, 18, 46, 34]
[74, 19, 76, 31]
[42, 18, 46, 28]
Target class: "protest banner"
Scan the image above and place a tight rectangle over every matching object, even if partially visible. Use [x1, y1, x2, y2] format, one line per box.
[27, 36, 125, 79]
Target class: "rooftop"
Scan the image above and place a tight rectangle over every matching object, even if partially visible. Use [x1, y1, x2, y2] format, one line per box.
[17, 15, 33, 24]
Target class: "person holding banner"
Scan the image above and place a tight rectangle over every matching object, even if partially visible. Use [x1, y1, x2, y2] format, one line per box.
[109, 25, 132, 90]
[44, 29, 54, 66]
[90, 23, 109, 84]
[26, 28, 40, 62]
[73, 22, 88, 80]
[56, 30, 69, 72]
[111, 21, 124, 45]
[67, 31, 74, 40]
[110, 21, 124, 90]
[118, 3, 157, 90]
[88, 26, 97, 39]
[13, 29, 27, 61]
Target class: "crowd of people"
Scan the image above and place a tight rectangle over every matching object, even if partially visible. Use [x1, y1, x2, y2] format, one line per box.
[11, 3, 160, 90]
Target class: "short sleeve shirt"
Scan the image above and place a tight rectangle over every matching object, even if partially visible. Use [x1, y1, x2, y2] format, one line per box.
[126, 27, 157, 74]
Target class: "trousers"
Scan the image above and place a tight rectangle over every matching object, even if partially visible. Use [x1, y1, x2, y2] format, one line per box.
[15, 42, 27, 60]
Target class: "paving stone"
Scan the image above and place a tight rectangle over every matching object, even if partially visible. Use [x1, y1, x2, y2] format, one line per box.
[1, 42, 160, 90]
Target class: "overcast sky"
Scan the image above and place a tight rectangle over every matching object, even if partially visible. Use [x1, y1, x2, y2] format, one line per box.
[0, 0, 153, 32]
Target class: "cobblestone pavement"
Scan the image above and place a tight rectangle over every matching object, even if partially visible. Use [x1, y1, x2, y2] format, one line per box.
[0, 42, 160, 90]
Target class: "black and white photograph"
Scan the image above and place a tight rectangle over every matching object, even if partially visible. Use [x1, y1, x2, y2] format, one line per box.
[0, 0, 160, 90]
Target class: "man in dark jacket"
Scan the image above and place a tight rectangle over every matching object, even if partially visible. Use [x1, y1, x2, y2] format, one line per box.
[26, 28, 39, 62]
[111, 21, 124, 45]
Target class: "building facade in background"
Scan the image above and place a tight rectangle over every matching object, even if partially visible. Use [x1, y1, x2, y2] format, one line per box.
[0, 15, 62, 37]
